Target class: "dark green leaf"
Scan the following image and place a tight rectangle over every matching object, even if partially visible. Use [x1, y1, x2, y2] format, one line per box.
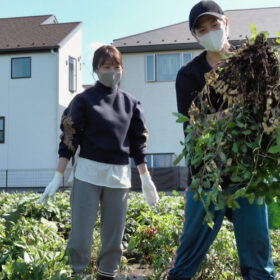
[250, 125, 259, 130]
[232, 199, 240, 210]
[230, 174, 243, 182]
[192, 156, 203, 168]
[173, 152, 185, 166]
[236, 122, 245, 128]
[219, 152, 227, 164]
[232, 143, 238, 153]
[241, 145, 248, 153]
[277, 126, 280, 145]
[268, 145, 280, 154]
[173, 112, 189, 123]
[227, 122, 236, 128]
[204, 153, 215, 161]
[241, 130, 251, 135]
[247, 193, 255, 204]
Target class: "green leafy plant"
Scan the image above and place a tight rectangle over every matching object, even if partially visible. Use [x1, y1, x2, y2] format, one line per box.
[0, 193, 73, 280]
[126, 192, 184, 279]
[174, 32, 280, 226]
[0, 191, 279, 279]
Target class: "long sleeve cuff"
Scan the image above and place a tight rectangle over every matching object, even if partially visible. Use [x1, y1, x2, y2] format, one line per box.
[58, 149, 73, 160]
[134, 154, 147, 166]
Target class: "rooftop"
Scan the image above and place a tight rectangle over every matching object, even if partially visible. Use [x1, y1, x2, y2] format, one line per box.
[0, 15, 81, 53]
[113, 7, 280, 53]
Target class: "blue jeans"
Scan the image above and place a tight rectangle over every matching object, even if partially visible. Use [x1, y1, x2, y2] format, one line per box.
[168, 187, 275, 279]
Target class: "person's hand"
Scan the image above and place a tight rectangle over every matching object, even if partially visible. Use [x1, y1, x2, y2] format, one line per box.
[140, 172, 159, 207]
[37, 172, 63, 204]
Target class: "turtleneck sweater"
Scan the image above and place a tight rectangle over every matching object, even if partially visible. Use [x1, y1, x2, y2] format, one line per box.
[58, 81, 148, 166]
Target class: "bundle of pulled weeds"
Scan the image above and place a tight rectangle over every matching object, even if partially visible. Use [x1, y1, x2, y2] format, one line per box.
[184, 33, 280, 221]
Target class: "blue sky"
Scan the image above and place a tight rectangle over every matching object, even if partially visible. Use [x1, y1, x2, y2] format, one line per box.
[0, 0, 279, 84]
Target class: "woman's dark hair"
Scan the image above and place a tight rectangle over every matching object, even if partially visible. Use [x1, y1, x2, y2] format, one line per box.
[92, 45, 123, 72]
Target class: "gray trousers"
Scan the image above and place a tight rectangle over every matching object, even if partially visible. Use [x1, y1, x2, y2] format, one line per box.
[66, 178, 129, 277]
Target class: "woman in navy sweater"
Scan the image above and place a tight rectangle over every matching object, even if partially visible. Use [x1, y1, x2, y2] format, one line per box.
[38, 45, 159, 280]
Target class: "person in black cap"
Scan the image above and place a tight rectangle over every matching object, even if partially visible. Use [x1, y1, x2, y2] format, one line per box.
[167, 1, 275, 279]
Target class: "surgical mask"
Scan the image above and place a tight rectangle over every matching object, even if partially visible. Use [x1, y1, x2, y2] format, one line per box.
[197, 28, 226, 52]
[97, 71, 122, 88]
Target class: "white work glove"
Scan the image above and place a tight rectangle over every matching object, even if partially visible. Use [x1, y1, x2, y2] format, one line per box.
[140, 172, 159, 207]
[37, 171, 63, 204]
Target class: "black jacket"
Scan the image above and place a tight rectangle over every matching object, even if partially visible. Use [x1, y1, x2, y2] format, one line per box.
[176, 50, 232, 186]
[176, 51, 213, 185]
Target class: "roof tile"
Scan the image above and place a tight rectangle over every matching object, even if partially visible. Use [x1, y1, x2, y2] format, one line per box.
[113, 7, 280, 49]
[0, 15, 81, 51]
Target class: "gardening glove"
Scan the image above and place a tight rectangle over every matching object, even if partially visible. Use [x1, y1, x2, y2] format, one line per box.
[140, 172, 159, 207]
[37, 171, 63, 204]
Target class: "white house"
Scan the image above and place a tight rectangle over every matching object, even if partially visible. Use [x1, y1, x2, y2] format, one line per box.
[0, 15, 82, 188]
[113, 7, 280, 168]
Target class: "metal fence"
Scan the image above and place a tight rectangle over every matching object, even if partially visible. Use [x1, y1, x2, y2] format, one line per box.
[0, 168, 73, 191]
[0, 153, 187, 191]
[0, 166, 189, 192]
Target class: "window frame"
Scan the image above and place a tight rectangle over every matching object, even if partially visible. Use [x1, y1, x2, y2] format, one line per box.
[156, 53, 181, 82]
[11, 57, 32, 79]
[145, 54, 156, 82]
[0, 117, 5, 144]
[145, 52, 193, 82]
[182, 52, 192, 65]
[69, 56, 77, 93]
[130, 152, 175, 168]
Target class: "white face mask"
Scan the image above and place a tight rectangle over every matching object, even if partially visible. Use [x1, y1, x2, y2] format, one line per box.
[197, 28, 227, 52]
[97, 70, 122, 88]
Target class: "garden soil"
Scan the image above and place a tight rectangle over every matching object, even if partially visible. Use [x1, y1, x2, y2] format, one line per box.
[116, 264, 153, 279]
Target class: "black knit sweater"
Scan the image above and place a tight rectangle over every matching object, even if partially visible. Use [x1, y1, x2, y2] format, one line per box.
[58, 81, 148, 166]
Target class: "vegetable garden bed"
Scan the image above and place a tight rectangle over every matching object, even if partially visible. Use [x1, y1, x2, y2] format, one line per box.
[0, 191, 279, 279]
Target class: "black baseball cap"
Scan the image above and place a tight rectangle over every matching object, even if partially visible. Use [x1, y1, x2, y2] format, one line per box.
[189, 1, 224, 31]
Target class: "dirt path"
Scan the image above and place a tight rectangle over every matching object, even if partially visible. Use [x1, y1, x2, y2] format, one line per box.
[116, 264, 153, 279]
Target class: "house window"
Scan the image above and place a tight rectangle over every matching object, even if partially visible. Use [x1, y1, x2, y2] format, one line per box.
[157, 54, 181, 81]
[131, 153, 175, 168]
[146, 55, 155, 81]
[11, 57, 31, 79]
[183, 53, 192, 65]
[0, 117, 5, 143]
[69, 57, 77, 92]
[145, 52, 192, 82]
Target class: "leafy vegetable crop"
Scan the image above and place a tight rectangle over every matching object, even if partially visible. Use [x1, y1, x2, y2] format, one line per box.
[175, 32, 280, 225]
